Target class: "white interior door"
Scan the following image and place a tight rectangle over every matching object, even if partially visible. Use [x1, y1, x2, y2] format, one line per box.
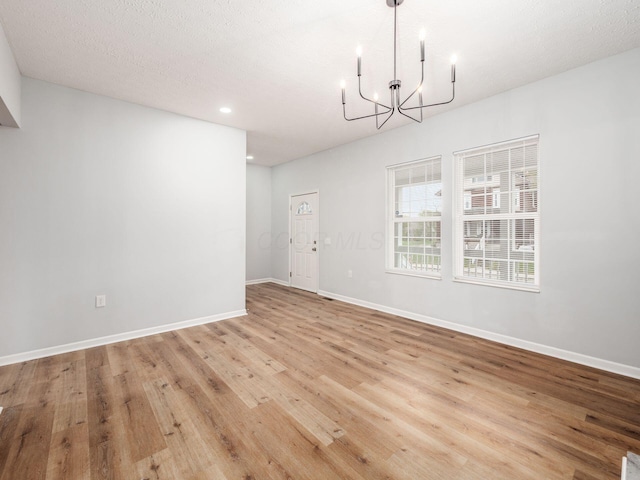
[290, 192, 318, 292]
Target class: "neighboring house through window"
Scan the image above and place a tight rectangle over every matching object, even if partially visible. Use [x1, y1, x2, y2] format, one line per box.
[387, 156, 442, 277]
[454, 136, 540, 290]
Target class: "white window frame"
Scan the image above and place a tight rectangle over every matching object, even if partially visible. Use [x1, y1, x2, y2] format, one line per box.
[386, 156, 442, 278]
[454, 135, 540, 292]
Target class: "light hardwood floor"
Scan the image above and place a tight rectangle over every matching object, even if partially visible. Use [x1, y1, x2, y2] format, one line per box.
[0, 282, 639, 479]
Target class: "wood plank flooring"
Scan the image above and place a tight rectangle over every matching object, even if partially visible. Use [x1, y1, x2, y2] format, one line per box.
[1, 282, 639, 479]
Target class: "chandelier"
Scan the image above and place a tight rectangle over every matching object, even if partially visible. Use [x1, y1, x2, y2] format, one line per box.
[340, 0, 457, 129]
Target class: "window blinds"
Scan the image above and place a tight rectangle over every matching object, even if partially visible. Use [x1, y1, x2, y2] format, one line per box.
[454, 136, 540, 290]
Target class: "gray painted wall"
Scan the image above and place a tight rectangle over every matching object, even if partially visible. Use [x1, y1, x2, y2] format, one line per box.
[246, 164, 272, 281]
[0, 22, 20, 127]
[271, 48, 640, 369]
[0, 77, 246, 358]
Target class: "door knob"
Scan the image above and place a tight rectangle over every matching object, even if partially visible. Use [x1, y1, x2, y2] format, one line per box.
[312, 247, 317, 251]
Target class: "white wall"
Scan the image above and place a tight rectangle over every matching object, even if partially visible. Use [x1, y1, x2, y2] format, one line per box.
[0, 77, 246, 359]
[0, 21, 20, 127]
[246, 164, 272, 281]
[271, 48, 640, 371]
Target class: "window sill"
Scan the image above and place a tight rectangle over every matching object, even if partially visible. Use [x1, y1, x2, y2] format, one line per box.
[453, 276, 540, 293]
[385, 269, 442, 280]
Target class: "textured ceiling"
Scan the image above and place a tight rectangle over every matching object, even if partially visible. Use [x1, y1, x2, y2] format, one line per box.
[1, 0, 639, 166]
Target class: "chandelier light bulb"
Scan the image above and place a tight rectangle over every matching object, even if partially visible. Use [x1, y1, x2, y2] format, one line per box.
[340, 79, 346, 89]
[356, 46, 363, 57]
[419, 29, 426, 41]
[450, 55, 457, 83]
[373, 93, 379, 102]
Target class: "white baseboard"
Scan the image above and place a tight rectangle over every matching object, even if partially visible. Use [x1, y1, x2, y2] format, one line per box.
[246, 277, 290, 287]
[0, 309, 247, 367]
[317, 289, 640, 380]
[245, 277, 273, 285]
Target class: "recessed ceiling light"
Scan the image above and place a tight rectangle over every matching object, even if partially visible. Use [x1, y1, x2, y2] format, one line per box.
[219, 107, 232, 113]
[246, 155, 254, 160]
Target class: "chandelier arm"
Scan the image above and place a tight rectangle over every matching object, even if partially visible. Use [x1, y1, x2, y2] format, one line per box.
[343, 104, 394, 122]
[376, 108, 395, 129]
[401, 82, 455, 111]
[398, 85, 418, 109]
[398, 60, 425, 109]
[397, 108, 422, 124]
[358, 77, 393, 110]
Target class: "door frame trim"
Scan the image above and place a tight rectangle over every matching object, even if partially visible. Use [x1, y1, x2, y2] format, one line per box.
[289, 190, 320, 292]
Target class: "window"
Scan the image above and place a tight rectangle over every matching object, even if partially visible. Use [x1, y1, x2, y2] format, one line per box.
[464, 192, 471, 210]
[454, 136, 539, 290]
[296, 201, 312, 215]
[387, 156, 442, 277]
[492, 188, 501, 209]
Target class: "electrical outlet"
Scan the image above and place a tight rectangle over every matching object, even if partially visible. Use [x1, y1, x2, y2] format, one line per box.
[347, 270, 353, 278]
[95, 295, 106, 308]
